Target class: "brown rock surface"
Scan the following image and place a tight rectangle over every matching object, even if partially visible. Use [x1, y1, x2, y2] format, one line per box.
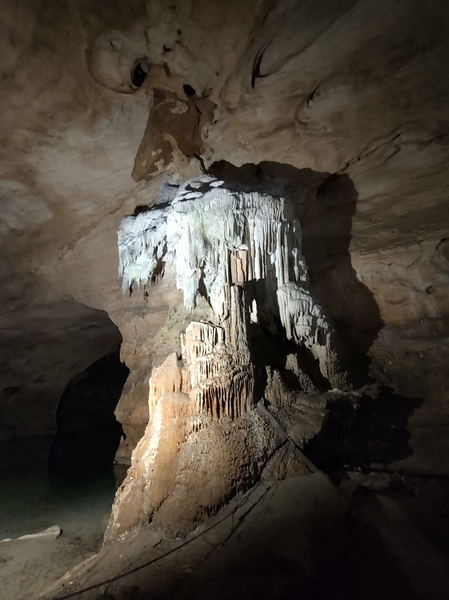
[0, 0, 448, 544]
[1, 3, 449, 599]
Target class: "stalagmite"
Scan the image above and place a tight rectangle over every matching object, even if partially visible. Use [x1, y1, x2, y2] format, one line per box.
[107, 175, 348, 539]
[118, 175, 341, 381]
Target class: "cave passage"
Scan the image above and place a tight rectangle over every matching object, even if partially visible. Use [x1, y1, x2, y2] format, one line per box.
[48, 350, 129, 482]
[0, 340, 130, 599]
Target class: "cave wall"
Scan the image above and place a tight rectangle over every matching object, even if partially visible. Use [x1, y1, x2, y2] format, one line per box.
[1, 0, 448, 444]
[0, 300, 122, 440]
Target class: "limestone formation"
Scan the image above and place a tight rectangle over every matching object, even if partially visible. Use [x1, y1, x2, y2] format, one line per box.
[105, 343, 293, 538]
[107, 176, 349, 538]
[118, 176, 347, 386]
[1, 1, 449, 597]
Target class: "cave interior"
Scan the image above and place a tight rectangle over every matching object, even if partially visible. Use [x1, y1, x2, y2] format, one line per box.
[1, 1, 449, 599]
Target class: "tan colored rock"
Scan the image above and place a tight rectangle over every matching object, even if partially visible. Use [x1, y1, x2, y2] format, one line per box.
[0, 0, 448, 472]
[132, 91, 206, 181]
[107, 176, 351, 538]
[1, 525, 61, 543]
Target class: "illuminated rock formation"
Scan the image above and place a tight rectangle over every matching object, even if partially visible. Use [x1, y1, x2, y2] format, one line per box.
[118, 175, 347, 386]
[106, 176, 349, 539]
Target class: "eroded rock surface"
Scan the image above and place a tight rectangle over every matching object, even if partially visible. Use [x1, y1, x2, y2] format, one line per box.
[0, 0, 448, 537]
[1, 3, 449, 598]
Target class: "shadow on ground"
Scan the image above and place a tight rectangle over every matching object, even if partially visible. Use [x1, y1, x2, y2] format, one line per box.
[303, 387, 423, 473]
[78, 473, 423, 600]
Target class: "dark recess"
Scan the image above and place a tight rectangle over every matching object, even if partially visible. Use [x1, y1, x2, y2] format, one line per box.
[303, 387, 423, 474]
[251, 46, 268, 87]
[48, 351, 129, 481]
[183, 84, 196, 97]
[132, 58, 150, 88]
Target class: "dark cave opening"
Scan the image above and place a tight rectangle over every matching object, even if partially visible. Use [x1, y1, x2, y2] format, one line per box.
[183, 83, 196, 97]
[48, 351, 129, 482]
[0, 318, 131, 592]
[131, 58, 151, 88]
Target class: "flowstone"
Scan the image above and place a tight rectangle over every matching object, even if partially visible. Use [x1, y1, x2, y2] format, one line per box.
[119, 175, 346, 384]
[107, 176, 350, 539]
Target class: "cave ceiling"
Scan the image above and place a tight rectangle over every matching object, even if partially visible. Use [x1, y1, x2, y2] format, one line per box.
[1, 0, 449, 438]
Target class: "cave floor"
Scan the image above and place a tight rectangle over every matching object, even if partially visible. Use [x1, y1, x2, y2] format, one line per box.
[2, 393, 449, 600]
[0, 436, 123, 600]
[42, 469, 449, 600]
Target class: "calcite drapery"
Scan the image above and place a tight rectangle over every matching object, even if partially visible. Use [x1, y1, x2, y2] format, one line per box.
[118, 175, 340, 383]
[107, 176, 348, 539]
[182, 318, 254, 419]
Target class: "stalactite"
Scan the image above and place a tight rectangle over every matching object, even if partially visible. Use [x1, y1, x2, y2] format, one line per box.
[118, 175, 345, 420]
[118, 176, 308, 315]
[118, 205, 169, 293]
[108, 176, 353, 541]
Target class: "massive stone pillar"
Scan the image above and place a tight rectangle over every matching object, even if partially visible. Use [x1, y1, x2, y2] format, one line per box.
[106, 176, 349, 540]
